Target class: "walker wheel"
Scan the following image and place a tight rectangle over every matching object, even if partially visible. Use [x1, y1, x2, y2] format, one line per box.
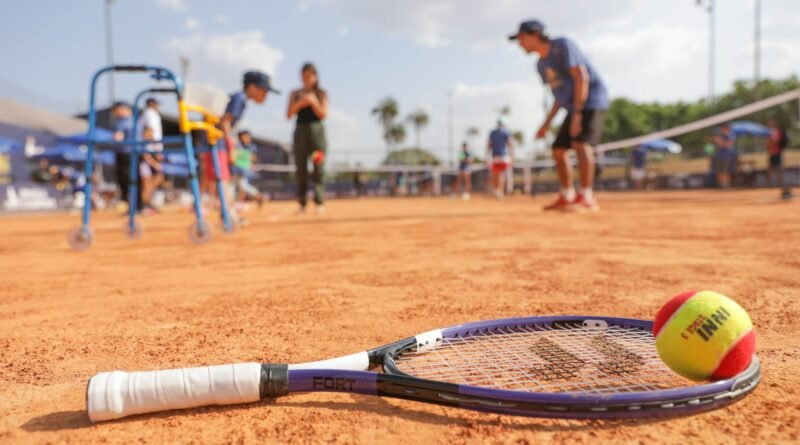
[188, 223, 213, 245]
[68, 227, 94, 251]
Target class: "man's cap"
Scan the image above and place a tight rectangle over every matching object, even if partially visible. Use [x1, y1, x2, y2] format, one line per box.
[243, 71, 281, 94]
[508, 19, 545, 40]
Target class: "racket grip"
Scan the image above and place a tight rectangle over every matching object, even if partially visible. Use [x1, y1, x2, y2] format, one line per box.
[86, 362, 262, 422]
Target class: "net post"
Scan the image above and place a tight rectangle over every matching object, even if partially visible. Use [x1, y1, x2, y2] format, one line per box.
[433, 168, 442, 196]
[523, 160, 532, 195]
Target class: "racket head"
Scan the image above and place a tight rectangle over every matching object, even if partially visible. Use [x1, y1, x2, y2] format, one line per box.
[380, 316, 760, 418]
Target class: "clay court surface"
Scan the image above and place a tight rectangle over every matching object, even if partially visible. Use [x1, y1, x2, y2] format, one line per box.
[0, 189, 798, 444]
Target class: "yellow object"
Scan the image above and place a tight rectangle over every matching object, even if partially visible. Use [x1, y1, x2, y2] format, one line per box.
[177, 101, 224, 145]
[654, 290, 754, 381]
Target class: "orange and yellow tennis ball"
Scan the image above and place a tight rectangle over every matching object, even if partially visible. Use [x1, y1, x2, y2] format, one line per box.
[653, 290, 755, 381]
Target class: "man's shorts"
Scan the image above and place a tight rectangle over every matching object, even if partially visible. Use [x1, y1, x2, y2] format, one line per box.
[553, 109, 606, 149]
[769, 153, 782, 168]
[202, 150, 231, 182]
[630, 168, 646, 181]
[492, 156, 510, 174]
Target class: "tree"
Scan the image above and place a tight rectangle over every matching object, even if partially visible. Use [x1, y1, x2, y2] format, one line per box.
[382, 147, 441, 166]
[498, 105, 511, 117]
[406, 110, 430, 148]
[511, 130, 524, 146]
[384, 124, 407, 150]
[372, 97, 399, 151]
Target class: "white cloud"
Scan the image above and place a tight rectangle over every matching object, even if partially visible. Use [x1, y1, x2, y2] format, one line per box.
[318, 0, 640, 48]
[448, 81, 546, 159]
[214, 14, 232, 24]
[155, 0, 187, 12]
[165, 31, 285, 83]
[183, 17, 200, 30]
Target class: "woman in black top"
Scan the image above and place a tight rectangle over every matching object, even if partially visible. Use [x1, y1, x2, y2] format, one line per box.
[287, 63, 328, 213]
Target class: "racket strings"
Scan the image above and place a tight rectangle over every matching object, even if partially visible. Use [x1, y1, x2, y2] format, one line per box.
[392, 322, 692, 394]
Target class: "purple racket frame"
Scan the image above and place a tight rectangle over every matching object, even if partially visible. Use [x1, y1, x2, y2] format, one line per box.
[86, 315, 760, 421]
[277, 316, 760, 419]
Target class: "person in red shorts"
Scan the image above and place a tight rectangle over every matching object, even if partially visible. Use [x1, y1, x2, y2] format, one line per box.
[201, 71, 279, 221]
[487, 118, 515, 198]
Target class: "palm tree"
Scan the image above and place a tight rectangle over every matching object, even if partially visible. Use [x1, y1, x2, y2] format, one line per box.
[372, 97, 399, 151]
[465, 126, 480, 149]
[498, 105, 511, 117]
[385, 124, 407, 150]
[406, 110, 430, 148]
[511, 130, 524, 146]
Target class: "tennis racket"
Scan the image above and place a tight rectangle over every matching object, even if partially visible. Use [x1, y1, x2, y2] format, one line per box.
[87, 316, 760, 421]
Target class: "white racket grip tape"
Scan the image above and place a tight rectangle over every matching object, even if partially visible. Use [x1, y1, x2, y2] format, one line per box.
[86, 362, 262, 422]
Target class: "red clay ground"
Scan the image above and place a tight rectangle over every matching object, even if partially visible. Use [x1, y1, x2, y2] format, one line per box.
[0, 189, 798, 444]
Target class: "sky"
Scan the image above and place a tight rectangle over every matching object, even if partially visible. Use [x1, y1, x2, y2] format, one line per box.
[1, 0, 798, 166]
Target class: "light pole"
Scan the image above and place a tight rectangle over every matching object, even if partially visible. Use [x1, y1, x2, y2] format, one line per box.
[754, 0, 761, 100]
[179, 56, 190, 84]
[447, 89, 454, 167]
[696, 0, 715, 105]
[104, 0, 116, 105]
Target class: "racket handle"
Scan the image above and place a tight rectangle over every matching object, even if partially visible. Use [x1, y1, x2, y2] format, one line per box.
[86, 362, 262, 422]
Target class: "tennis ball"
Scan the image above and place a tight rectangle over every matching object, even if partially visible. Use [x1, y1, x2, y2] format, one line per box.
[653, 290, 755, 382]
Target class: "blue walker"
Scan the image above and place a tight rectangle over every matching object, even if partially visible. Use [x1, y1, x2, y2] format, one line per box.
[68, 65, 211, 250]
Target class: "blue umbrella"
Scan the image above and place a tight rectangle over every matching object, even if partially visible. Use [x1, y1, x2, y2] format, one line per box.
[0, 136, 21, 154]
[57, 128, 116, 145]
[640, 139, 682, 154]
[34, 143, 115, 165]
[729, 121, 770, 138]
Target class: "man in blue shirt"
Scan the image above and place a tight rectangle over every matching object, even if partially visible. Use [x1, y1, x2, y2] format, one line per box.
[510, 20, 609, 211]
[630, 145, 647, 190]
[487, 118, 514, 198]
[713, 123, 736, 189]
[111, 101, 140, 210]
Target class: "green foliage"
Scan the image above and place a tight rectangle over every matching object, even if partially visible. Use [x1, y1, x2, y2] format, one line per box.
[384, 124, 407, 147]
[603, 76, 800, 157]
[511, 130, 524, 145]
[382, 147, 441, 166]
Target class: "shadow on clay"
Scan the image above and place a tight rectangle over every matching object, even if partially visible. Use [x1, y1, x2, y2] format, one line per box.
[21, 395, 669, 433]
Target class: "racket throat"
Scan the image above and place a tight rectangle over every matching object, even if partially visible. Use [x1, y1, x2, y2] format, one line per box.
[260, 364, 289, 398]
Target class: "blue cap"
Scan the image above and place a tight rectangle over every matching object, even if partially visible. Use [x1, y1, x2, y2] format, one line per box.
[508, 19, 545, 40]
[243, 71, 281, 94]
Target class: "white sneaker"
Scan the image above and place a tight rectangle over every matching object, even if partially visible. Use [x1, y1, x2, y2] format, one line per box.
[315, 205, 326, 215]
[461, 192, 471, 201]
[295, 205, 306, 215]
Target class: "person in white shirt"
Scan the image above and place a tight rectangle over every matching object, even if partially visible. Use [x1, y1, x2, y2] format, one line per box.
[137, 98, 164, 212]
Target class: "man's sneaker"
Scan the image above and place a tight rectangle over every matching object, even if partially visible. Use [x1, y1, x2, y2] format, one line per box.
[315, 205, 326, 215]
[569, 194, 599, 212]
[461, 192, 471, 201]
[543, 195, 572, 211]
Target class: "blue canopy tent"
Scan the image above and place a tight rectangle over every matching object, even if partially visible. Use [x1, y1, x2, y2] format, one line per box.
[57, 128, 116, 145]
[729, 121, 771, 138]
[33, 143, 115, 165]
[0, 136, 20, 153]
[640, 139, 682, 154]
